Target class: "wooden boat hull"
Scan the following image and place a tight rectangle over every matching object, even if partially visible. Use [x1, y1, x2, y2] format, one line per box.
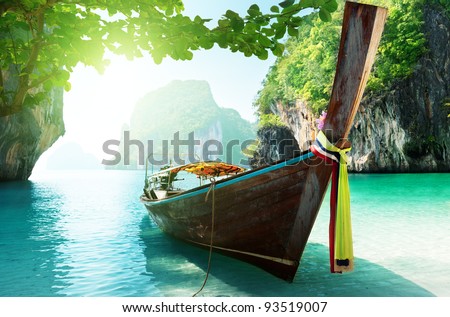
[141, 2, 387, 282]
[142, 153, 326, 281]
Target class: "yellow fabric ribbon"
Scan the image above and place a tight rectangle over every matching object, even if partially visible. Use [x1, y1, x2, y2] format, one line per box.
[311, 130, 354, 273]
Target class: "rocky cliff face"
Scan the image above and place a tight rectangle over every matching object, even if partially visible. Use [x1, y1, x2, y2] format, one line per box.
[249, 125, 300, 168]
[349, 4, 450, 172]
[112, 80, 256, 169]
[272, 100, 317, 152]
[0, 87, 64, 181]
[194, 119, 224, 161]
[267, 4, 449, 173]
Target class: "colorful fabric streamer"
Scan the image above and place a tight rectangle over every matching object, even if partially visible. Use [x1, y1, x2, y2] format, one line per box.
[311, 130, 354, 273]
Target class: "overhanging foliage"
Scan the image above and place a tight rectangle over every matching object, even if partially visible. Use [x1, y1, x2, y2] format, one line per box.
[0, 0, 338, 117]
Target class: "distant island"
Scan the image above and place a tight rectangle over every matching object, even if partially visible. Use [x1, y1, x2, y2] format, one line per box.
[104, 80, 256, 170]
[47, 142, 101, 170]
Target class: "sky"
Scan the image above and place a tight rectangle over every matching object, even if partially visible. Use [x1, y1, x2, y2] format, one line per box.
[34, 1, 278, 170]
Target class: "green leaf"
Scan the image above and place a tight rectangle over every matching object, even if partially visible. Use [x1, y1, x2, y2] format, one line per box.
[288, 26, 298, 37]
[257, 49, 269, 60]
[57, 70, 70, 83]
[299, 0, 315, 8]
[244, 22, 258, 33]
[165, 6, 174, 16]
[271, 43, 285, 56]
[199, 37, 214, 50]
[216, 34, 228, 48]
[258, 35, 272, 48]
[218, 19, 230, 28]
[64, 81, 72, 92]
[279, 0, 295, 9]
[151, 49, 165, 65]
[249, 4, 260, 11]
[243, 47, 252, 57]
[247, 4, 260, 17]
[290, 16, 303, 27]
[16, 21, 29, 31]
[270, 5, 280, 13]
[254, 16, 269, 26]
[322, 0, 338, 13]
[43, 80, 53, 91]
[231, 17, 245, 32]
[225, 10, 239, 19]
[261, 27, 275, 36]
[273, 23, 286, 39]
[194, 15, 203, 24]
[319, 8, 332, 22]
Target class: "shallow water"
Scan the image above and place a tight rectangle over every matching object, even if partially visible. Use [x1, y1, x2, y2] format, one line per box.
[0, 170, 449, 297]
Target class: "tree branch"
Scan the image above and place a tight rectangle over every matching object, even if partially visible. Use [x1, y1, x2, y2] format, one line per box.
[7, 9, 45, 116]
[29, 71, 57, 89]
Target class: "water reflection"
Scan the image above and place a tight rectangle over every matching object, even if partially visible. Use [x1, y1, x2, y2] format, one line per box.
[0, 181, 71, 296]
[139, 215, 434, 297]
[0, 171, 156, 296]
[0, 171, 447, 297]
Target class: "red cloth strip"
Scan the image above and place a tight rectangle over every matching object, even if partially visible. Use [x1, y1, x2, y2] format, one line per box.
[310, 146, 340, 273]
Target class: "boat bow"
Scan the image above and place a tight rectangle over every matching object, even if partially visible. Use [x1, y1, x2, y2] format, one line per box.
[141, 2, 388, 282]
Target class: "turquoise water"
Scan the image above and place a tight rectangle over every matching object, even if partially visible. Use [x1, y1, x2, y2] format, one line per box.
[0, 170, 449, 297]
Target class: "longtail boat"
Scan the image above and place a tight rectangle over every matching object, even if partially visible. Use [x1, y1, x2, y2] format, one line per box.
[140, 2, 387, 281]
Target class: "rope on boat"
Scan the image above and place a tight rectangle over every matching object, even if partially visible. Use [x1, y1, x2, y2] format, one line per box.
[192, 178, 216, 297]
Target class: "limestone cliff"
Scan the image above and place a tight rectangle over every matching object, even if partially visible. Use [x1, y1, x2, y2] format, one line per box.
[264, 4, 449, 173]
[249, 125, 300, 168]
[348, 4, 449, 172]
[110, 80, 256, 169]
[0, 86, 64, 181]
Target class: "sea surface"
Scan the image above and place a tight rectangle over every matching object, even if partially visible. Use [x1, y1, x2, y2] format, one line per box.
[0, 170, 449, 297]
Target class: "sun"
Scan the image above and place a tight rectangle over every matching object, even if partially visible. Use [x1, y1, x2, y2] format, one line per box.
[61, 54, 157, 160]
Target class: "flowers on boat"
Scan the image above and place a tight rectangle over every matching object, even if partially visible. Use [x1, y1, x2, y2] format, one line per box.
[316, 111, 327, 130]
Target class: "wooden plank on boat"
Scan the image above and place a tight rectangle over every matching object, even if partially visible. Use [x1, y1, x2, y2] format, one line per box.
[324, 2, 388, 141]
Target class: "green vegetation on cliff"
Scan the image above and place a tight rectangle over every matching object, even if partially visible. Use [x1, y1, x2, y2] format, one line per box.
[254, 0, 441, 117]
